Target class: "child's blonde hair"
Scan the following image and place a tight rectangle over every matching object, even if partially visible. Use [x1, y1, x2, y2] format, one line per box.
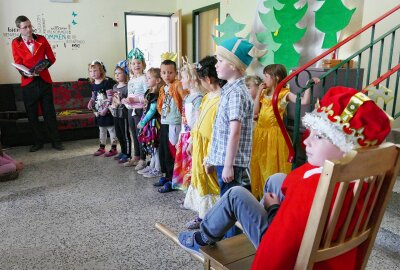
[180, 57, 203, 91]
[129, 58, 147, 75]
[88, 60, 106, 83]
[245, 75, 262, 88]
[147, 67, 164, 94]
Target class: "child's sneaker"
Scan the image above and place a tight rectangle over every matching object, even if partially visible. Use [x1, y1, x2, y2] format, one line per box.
[93, 147, 105, 156]
[114, 153, 123, 160]
[104, 148, 118, 157]
[118, 154, 129, 164]
[134, 160, 146, 171]
[143, 169, 162, 178]
[138, 166, 152, 175]
[154, 177, 169, 187]
[124, 158, 139, 167]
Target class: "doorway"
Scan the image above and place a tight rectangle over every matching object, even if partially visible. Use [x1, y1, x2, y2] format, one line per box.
[192, 3, 220, 62]
[124, 12, 181, 69]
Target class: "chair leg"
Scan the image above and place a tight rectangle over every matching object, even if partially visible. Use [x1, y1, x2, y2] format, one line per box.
[204, 257, 210, 270]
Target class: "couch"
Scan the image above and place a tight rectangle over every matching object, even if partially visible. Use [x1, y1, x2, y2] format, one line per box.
[0, 80, 98, 146]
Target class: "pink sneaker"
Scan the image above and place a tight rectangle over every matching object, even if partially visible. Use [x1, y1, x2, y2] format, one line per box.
[104, 148, 118, 157]
[94, 147, 105, 156]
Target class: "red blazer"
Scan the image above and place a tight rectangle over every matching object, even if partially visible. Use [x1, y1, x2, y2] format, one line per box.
[12, 34, 56, 87]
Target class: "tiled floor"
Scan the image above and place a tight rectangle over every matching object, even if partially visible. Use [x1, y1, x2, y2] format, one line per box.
[0, 139, 399, 269]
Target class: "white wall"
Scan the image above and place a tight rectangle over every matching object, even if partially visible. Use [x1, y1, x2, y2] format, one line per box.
[1, 0, 398, 84]
[0, 0, 176, 83]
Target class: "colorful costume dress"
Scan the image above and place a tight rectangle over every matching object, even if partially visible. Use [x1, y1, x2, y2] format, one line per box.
[183, 92, 221, 218]
[172, 92, 203, 191]
[250, 87, 292, 199]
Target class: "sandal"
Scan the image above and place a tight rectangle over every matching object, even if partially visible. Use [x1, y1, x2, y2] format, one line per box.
[158, 181, 174, 193]
[178, 231, 205, 258]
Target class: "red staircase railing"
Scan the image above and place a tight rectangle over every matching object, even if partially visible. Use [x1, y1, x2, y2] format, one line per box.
[273, 4, 400, 164]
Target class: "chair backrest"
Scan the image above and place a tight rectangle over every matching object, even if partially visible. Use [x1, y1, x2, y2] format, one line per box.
[295, 142, 400, 270]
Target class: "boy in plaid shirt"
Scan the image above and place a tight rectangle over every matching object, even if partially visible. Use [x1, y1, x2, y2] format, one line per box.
[204, 37, 255, 237]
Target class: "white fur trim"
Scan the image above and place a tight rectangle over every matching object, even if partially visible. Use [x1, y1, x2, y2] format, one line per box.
[303, 167, 323, 179]
[302, 112, 355, 153]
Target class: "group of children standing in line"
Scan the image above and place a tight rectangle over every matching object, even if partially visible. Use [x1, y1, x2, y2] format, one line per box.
[85, 36, 321, 231]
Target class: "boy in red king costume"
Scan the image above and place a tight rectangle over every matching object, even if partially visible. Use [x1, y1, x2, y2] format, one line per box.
[178, 86, 391, 270]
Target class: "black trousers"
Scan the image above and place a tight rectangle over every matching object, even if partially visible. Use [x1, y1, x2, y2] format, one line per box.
[128, 109, 145, 160]
[114, 117, 131, 157]
[22, 77, 60, 145]
[159, 124, 175, 180]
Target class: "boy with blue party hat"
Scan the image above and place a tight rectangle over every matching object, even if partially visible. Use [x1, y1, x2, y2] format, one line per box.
[203, 37, 255, 237]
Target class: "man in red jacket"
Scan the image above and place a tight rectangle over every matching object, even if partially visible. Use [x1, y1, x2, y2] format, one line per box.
[11, 15, 64, 152]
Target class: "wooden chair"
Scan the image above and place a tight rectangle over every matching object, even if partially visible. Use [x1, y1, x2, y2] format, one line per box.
[294, 142, 400, 269]
[156, 142, 400, 270]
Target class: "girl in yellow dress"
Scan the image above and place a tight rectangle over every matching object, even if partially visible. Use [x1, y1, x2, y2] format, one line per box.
[183, 56, 226, 229]
[250, 64, 318, 199]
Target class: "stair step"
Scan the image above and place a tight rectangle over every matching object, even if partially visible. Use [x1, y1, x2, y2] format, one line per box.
[386, 129, 400, 144]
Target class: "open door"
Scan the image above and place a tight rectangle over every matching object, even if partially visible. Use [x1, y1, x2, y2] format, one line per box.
[170, 9, 182, 69]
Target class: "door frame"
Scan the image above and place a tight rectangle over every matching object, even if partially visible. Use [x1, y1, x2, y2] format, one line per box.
[192, 3, 220, 62]
[124, 12, 172, 60]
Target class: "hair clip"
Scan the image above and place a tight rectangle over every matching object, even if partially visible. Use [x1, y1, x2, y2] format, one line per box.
[90, 59, 106, 73]
[194, 62, 202, 70]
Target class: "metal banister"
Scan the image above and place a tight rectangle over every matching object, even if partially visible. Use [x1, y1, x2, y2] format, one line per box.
[272, 4, 400, 163]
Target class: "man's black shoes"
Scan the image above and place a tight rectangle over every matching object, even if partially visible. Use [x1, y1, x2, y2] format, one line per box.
[29, 142, 65, 152]
[29, 144, 43, 152]
[52, 142, 65, 151]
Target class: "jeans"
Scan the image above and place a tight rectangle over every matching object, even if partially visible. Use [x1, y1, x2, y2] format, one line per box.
[215, 165, 251, 238]
[215, 166, 251, 196]
[200, 173, 286, 248]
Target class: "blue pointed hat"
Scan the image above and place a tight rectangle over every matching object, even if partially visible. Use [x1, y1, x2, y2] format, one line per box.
[216, 37, 254, 71]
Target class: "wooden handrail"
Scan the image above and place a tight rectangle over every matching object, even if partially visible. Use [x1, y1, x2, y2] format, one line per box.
[362, 64, 400, 93]
[272, 4, 400, 163]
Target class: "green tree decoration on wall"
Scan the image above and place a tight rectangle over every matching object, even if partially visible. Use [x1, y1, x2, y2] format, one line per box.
[212, 14, 246, 45]
[315, 0, 356, 49]
[256, 0, 283, 65]
[273, 0, 308, 70]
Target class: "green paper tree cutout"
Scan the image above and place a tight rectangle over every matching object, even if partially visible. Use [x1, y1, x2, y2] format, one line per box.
[256, 0, 283, 65]
[315, 0, 356, 49]
[212, 15, 246, 45]
[273, 0, 308, 70]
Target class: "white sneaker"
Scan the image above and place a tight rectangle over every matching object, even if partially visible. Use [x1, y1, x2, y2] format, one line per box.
[143, 169, 163, 178]
[134, 160, 147, 171]
[138, 166, 152, 175]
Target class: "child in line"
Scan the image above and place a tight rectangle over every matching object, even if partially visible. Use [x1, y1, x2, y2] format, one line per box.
[87, 60, 118, 157]
[136, 68, 164, 178]
[183, 55, 226, 230]
[0, 143, 24, 181]
[178, 86, 392, 270]
[110, 60, 131, 163]
[250, 64, 319, 199]
[203, 37, 255, 237]
[164, 59, 204, 193]
[153, 59, 186, 191]
[245, 75, 262, 100]
[122, 48, 148, 170]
